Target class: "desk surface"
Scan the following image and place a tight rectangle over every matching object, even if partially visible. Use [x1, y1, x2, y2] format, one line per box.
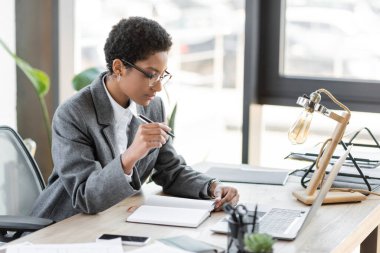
[11, 163, 380, 253]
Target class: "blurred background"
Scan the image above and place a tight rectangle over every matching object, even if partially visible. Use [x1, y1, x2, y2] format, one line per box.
[1, 0, 380, 180]
[2, 1, 380, 251]
[74, 0, 245, 165]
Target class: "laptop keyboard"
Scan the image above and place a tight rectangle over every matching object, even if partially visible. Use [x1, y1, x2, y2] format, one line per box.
[259, 208, 304, 235]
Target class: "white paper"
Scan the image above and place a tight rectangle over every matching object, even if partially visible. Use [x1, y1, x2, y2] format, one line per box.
[95, 237, 122, 245]
[128, 242, 192, 253]
[0, 242, 32, 253]
[5, 241, 123, 253]
[127, 205, 210, 227]
[126, 195, 214, 227]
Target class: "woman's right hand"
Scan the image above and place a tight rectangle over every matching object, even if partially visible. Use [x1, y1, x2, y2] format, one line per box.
[121, 123, 171, 174]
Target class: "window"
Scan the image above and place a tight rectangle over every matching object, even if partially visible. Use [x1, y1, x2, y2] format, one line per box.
[284, 0, 380, 81]
[256, 0, 380, 113]
[75, 0, 245, 164]
[243, 0, 380, 166]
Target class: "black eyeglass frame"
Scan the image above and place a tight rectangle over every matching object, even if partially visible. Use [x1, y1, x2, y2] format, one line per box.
[120, 59, 172, 86]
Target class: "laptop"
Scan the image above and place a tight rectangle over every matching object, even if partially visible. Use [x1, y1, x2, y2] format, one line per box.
[210, 147, 352, 240]
[205, 166, 289, 185]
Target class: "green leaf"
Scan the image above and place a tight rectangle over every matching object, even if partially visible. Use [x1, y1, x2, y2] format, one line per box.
[0, 38, 52, 145]
[168, 103, 178, 132]
[0, 38, 13, 55]
[244, 233, 274, 253]
[72, 67, 103, 91]
[17, 59, 50, 97]
[0, 38, 50, 97]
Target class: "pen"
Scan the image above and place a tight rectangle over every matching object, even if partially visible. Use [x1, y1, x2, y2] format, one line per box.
[252, 204, 258, 233]
[235, 204, 248, 225]
[222, 203, 238, 223]
[137, 114, 175, 138]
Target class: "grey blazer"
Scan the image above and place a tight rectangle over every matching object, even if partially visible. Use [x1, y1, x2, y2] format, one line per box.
[30, 72, 213, 222]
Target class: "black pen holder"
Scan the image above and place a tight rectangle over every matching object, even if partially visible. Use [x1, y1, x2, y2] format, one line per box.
[227, 217, 258, 253]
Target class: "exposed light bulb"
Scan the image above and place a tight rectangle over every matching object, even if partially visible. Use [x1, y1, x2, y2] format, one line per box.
[288, 109, 313, 144]
[288, 91, 321, 144]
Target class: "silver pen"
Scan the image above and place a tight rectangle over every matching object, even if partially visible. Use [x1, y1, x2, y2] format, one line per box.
[137, 114, 175, 138]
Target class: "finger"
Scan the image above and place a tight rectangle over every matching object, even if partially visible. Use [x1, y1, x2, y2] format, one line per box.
[215, 200, 227, 211]
[158, 122, 172, 133]
[214, 188, 229, 210]
[146, 140, 162, 149]
[140, 126, 166, 139]
[141, 125, 169, 141]
[140, 123, 162, 134]
[160, 134, 167, 145]
[221, 188, 236, 201]
[139, 122, 171, 132]
[141, 122, 171, 134]
[214, 185, 223, 200]
[219, 188, 238, 207]
[141, 122, 161, 129]
[144, 132, 167, 146]
[215, 194, 239, 211]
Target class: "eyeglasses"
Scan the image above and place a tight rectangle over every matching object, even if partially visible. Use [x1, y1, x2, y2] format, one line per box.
[120, 59, 172, 87]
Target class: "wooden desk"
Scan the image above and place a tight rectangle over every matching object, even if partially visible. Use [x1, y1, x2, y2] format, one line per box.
[10, 169, 380, 253]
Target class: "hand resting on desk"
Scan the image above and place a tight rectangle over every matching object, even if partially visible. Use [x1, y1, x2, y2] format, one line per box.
[211, 183, 239, 211]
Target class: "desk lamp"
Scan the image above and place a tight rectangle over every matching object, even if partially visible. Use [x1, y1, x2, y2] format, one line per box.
[288, 88, 366, 205]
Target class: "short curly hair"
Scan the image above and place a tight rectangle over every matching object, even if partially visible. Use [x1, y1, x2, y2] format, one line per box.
[104, 17, 172, 73]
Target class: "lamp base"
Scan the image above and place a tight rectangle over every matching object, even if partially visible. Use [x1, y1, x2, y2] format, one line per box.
[292, 190, 366, 205]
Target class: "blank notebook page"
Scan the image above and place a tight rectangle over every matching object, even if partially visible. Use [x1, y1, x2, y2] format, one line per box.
[126, 205, 210, 228]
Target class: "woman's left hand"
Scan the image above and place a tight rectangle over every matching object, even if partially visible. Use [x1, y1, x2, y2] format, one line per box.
[211, 184, 239, 211]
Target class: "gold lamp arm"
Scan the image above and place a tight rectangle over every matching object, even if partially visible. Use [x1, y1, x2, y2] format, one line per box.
[316, 88, 351, 115]
[305, 111, 350, 196]
[306, 89, 351, 195]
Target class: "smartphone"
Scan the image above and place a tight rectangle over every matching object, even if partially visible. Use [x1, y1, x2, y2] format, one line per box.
[98, 234, 150, 246]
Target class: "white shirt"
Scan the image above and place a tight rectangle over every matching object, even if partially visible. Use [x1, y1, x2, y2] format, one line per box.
[103, 75, 136, 182]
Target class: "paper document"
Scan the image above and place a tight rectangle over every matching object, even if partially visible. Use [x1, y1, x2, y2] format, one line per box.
[325, 164, 380, 178]
[206, 166, 289, 185]
[5, 241, 123, 253]
[126, 195, 215, 228]
[128, 242, 192, 253]
[287, 146, 380, 169]
[159, 235, 224, 253]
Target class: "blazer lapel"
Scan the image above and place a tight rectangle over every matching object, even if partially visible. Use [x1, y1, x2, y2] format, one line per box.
[90, 72, 118, 158]
[102, 125, 117, 158]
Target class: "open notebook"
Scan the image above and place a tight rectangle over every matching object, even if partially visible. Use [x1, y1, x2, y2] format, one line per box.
[126, 195, 215, 228]
[210, 147, 353, 240]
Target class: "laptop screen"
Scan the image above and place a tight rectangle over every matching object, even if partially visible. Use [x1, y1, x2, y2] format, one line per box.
[297, 146, 352, 235]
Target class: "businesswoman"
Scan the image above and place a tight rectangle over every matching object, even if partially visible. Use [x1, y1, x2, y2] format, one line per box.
[31, 17, 239, 222]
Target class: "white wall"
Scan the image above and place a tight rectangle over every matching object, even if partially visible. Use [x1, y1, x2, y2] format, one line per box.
[0, 0, 16, 129]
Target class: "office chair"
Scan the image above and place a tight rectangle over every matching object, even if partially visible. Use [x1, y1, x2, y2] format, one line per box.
[0, 126, 53, 242]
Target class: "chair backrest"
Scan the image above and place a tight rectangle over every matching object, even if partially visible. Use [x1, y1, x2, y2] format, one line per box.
[0, 126, 45, 216]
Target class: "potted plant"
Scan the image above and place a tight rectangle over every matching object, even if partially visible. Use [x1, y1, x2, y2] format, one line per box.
[244, 233, 275, 253]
